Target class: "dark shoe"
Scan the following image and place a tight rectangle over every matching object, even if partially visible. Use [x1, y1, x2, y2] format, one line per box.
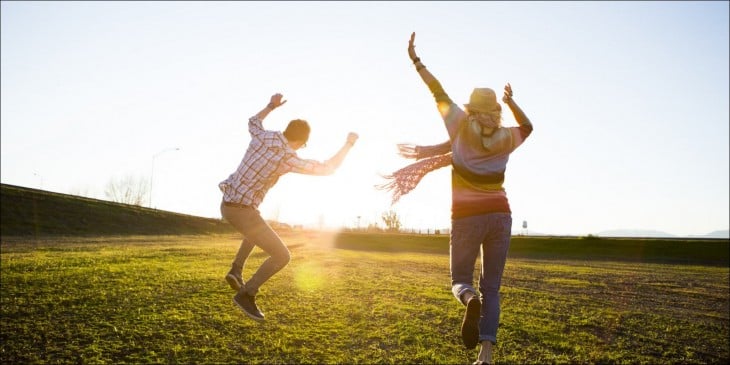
[233, 291, 264, 321]
[225, 272, 244, 291]
[461, 295, 481, 349]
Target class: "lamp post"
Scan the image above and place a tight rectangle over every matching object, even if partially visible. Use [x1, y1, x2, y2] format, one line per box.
[33, 172, 43, 189]
[149, 147, 180, 208]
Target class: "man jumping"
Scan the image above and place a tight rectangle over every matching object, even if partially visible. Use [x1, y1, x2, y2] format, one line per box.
[219, 93, 358, 321]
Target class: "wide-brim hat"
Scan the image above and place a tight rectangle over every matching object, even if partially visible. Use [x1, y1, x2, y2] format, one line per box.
[464, 88, 501, 113]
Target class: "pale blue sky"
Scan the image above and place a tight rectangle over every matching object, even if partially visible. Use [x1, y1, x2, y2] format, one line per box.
[2, 1, 728, 236]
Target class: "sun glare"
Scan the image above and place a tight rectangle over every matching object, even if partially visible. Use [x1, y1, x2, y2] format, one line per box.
[260, 137, 400, 229]
[293, 261, 326, 292]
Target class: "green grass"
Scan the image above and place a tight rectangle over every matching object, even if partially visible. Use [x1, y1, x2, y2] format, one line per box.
[2, 233, 728, 364]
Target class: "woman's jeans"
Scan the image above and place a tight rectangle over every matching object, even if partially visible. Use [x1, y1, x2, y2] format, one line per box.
[450, 213, 512, 344]
[220, 202, 291, 296]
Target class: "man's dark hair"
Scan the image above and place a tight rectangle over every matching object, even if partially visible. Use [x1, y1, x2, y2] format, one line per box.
[283, 119, 310, 143]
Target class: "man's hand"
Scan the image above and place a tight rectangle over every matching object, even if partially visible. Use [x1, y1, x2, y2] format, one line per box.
[502, 83, 513, 104]
[269, 93, 287, 109]
[346, 132, 359, 146]
[408, 32, 418, 62]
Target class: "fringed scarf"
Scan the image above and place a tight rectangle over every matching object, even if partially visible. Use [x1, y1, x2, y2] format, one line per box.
[376, 141, 453, 205]
[377, 115, 500, 205]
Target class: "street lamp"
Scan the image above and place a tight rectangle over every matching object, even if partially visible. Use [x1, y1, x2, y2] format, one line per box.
[149, 147, 180, 208]
[33, 172, 44, 190]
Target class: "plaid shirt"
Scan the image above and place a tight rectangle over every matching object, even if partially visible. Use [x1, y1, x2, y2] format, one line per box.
[219, 115, 332, 208]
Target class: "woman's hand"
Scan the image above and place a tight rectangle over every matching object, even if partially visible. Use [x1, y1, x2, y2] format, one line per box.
[408, 32, 419, 61]
[502, 83, 513, 104]
[346, 132, 359, 146]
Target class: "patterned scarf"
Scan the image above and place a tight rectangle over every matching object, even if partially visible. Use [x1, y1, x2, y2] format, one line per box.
[377, 115, 500, 205]
[376, 141, 453, 205]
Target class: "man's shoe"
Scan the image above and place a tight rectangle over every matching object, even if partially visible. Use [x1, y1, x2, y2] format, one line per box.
[233, 291, 264, 321]
[461, 295, 481, 349]
[225, 272, 244, 291]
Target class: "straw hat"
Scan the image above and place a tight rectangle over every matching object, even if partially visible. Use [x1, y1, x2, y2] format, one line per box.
[464, 88, 501, 113]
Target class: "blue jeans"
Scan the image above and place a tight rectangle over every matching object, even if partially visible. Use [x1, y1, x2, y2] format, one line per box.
[450, 213, 512, 344]
[220, 202, 291, 295]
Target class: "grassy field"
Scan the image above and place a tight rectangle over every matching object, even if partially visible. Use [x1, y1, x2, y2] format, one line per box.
[1, 232, 728, 364]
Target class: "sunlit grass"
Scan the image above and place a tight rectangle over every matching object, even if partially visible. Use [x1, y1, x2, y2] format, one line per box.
[1, 233, 728, 364]
[544, 277, 595, 287]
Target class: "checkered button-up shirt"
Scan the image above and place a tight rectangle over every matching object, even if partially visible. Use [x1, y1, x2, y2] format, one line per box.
[219, 115, 332, 208]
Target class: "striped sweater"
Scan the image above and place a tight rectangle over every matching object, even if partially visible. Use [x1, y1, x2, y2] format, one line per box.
[427, 80, 533, 219]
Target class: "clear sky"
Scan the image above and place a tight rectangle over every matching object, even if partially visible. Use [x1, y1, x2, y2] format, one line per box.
[2, 1, 728, 237]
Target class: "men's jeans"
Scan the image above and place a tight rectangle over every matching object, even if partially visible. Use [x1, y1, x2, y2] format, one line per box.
[220, 201, 291, 295]
[450, 212, 512, 344]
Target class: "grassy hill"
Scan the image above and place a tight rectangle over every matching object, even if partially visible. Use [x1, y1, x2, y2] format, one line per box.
[0, 183, 235, 236]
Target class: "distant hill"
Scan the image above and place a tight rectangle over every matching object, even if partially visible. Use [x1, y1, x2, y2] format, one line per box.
[693, 230, 730, 239]
[1, 183, 236, 236]
[598, 228, 730, 239]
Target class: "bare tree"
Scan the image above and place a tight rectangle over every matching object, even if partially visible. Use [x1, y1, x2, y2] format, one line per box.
[381, 210, 402, 232]
[105, 174, 149, 206]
